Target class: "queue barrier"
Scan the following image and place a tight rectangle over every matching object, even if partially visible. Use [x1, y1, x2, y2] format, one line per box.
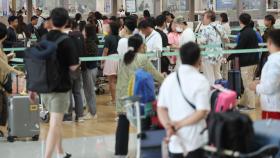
[9, 47, 268, 63]
[4, 42, 267, 53]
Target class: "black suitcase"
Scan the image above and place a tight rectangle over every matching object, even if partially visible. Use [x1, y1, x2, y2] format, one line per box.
[228, 58, 242, 97]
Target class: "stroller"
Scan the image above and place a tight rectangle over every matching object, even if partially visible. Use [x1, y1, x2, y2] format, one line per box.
[122, 96, 165, 158]
[95, 63, 107, 95]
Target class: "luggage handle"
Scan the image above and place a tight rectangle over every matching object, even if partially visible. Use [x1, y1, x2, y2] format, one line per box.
[233, 57, 240, 70]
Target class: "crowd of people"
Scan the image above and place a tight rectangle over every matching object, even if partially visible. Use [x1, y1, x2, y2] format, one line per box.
[0, 6, 279, 158]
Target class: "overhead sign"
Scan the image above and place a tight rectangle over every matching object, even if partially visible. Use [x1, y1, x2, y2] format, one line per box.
[216, 0, 236, 10]
[125, 0, 136, 13]
[0, 0, 9, 16]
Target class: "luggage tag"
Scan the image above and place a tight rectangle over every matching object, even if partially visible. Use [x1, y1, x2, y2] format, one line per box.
[30, 104, 38, 111]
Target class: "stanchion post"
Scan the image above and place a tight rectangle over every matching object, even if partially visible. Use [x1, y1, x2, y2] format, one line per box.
[156, 50, 162, 73]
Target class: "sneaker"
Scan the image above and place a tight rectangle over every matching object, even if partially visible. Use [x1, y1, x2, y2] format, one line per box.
[238, 105, 255, 111]
[63, 114, 73, 122]
[82, 113, 93, 120]
[75, 116, 85, 123]
[64, 153, 71, 158]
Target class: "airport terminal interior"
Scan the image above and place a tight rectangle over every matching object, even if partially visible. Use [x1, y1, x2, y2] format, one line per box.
[0, 0, 280, 158]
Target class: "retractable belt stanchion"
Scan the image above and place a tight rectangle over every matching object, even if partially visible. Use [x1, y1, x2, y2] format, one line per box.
[7, 47, 268, 63]
[156, 50, 162, 73]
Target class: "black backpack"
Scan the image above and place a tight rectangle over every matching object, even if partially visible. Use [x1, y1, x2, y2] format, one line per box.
[24, 35, 68, 93]
[208, 112, 254, 156]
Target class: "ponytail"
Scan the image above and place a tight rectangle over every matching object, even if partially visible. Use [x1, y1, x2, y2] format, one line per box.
[124, 47, 137, 65]
[123, 34, 143, 65]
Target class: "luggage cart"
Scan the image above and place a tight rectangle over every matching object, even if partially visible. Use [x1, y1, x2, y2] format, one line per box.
[122, 96, 165, 158]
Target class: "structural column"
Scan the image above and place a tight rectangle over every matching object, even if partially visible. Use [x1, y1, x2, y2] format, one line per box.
[11, 0, 16, 11]
[27, 0, 33, 23]
[189, 0, 195, 21]
[236, 0, 243, 19]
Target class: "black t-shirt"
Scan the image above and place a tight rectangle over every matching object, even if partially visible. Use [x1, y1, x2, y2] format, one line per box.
[104, 34, 120, 55]
[46, 30, 79, 92]
[155, 28, 169, 48]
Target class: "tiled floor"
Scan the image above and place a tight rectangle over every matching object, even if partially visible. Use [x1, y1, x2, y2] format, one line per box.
[0, 135, 137, 158]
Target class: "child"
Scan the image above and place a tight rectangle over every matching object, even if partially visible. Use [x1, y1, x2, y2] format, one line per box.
[250, 29, 280, 119]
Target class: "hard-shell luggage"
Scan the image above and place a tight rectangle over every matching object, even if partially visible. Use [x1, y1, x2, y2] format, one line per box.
[7, 95, 40, 142]
[228, 58, 242, 96]
[211, 85, 237, 112]
[215, 79, 229, 89]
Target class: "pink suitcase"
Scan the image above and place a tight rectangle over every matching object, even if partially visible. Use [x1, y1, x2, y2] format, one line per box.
[211, 85, 237, 112]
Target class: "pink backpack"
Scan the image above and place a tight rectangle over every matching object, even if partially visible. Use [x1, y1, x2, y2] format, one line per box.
[211, 85, 237, 112]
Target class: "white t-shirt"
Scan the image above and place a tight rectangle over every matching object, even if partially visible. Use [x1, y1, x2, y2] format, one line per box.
[117, 38, 129, 56]
[35, 16, 45, 29]
[179, 28, 196, 47]
[158, 65, 211, 153]
[145, 30, 163, 52]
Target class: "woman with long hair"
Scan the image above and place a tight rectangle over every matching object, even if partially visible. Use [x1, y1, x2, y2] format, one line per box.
[115, 34, 164, 157]
[81, 24, 99, 120]
[102, 22, 120, 106]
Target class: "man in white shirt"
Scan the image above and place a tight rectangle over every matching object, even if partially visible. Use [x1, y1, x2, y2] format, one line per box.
[35, 8, 45, 29]
[250, 29, 280, 120]
[173, 16, 195, 47]
[158, 42, 210, 158]
[138, 19, 163, 52]
[117, 16, 137, 56]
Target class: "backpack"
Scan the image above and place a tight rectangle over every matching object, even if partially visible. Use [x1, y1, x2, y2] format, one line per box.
[128, 69, 156, 104]
[208, 112, 254, 155]
[24, 35, 68, 93]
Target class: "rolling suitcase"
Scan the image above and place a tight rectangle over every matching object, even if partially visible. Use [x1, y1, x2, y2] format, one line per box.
[228, 57, 242, 97]
[7, 95, 40, 142]
[211, 85, 237, 112]
[7, 74, 40, 142]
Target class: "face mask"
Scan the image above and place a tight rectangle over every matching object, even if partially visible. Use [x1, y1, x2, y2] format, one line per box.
[176, 27, 183, 33]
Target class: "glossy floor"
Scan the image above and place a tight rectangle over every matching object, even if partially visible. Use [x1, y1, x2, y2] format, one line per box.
[0, 135, 137, 158]
[0, 93, 262, 158]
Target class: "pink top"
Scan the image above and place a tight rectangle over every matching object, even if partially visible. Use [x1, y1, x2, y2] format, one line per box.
[168, 32, 180, 64]
[168, 32, 180, 47]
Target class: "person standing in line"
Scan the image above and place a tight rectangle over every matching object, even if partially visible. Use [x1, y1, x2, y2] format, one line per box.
[220, 13, 231, 35]
[115, 34, 164, 157]
[35, 8, 45, 29]
[62, 19, 85, 122]
[200, 10, 229, 85]
[155, 14, 171, 74]
[249, 29, 280, 120]
[3, 16, 18, 49]
[168, 21, 180, 64]
[29, 8, 80, 158]
[138, 19, 163, 68]
[143, 10, 151, 20]
[16, 15, 27, 41]
[26, 16, 39, 39]
[158, 42, 210, 158]
[173, 16, 195, 47]
[228, 13, 259, 110]
[81, 23, 99, 120]
[102, 22, 120, 106]
[118, 16, 137, 56]
[255, 15, 276, 78]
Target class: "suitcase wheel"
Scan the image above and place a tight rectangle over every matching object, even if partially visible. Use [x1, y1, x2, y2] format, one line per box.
[32, 135, 39, 141]
[7, 136, 15, 142]
[41, 112, 50, 123]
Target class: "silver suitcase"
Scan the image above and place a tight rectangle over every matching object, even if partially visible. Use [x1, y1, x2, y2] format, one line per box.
[7, 95, 40, 142]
